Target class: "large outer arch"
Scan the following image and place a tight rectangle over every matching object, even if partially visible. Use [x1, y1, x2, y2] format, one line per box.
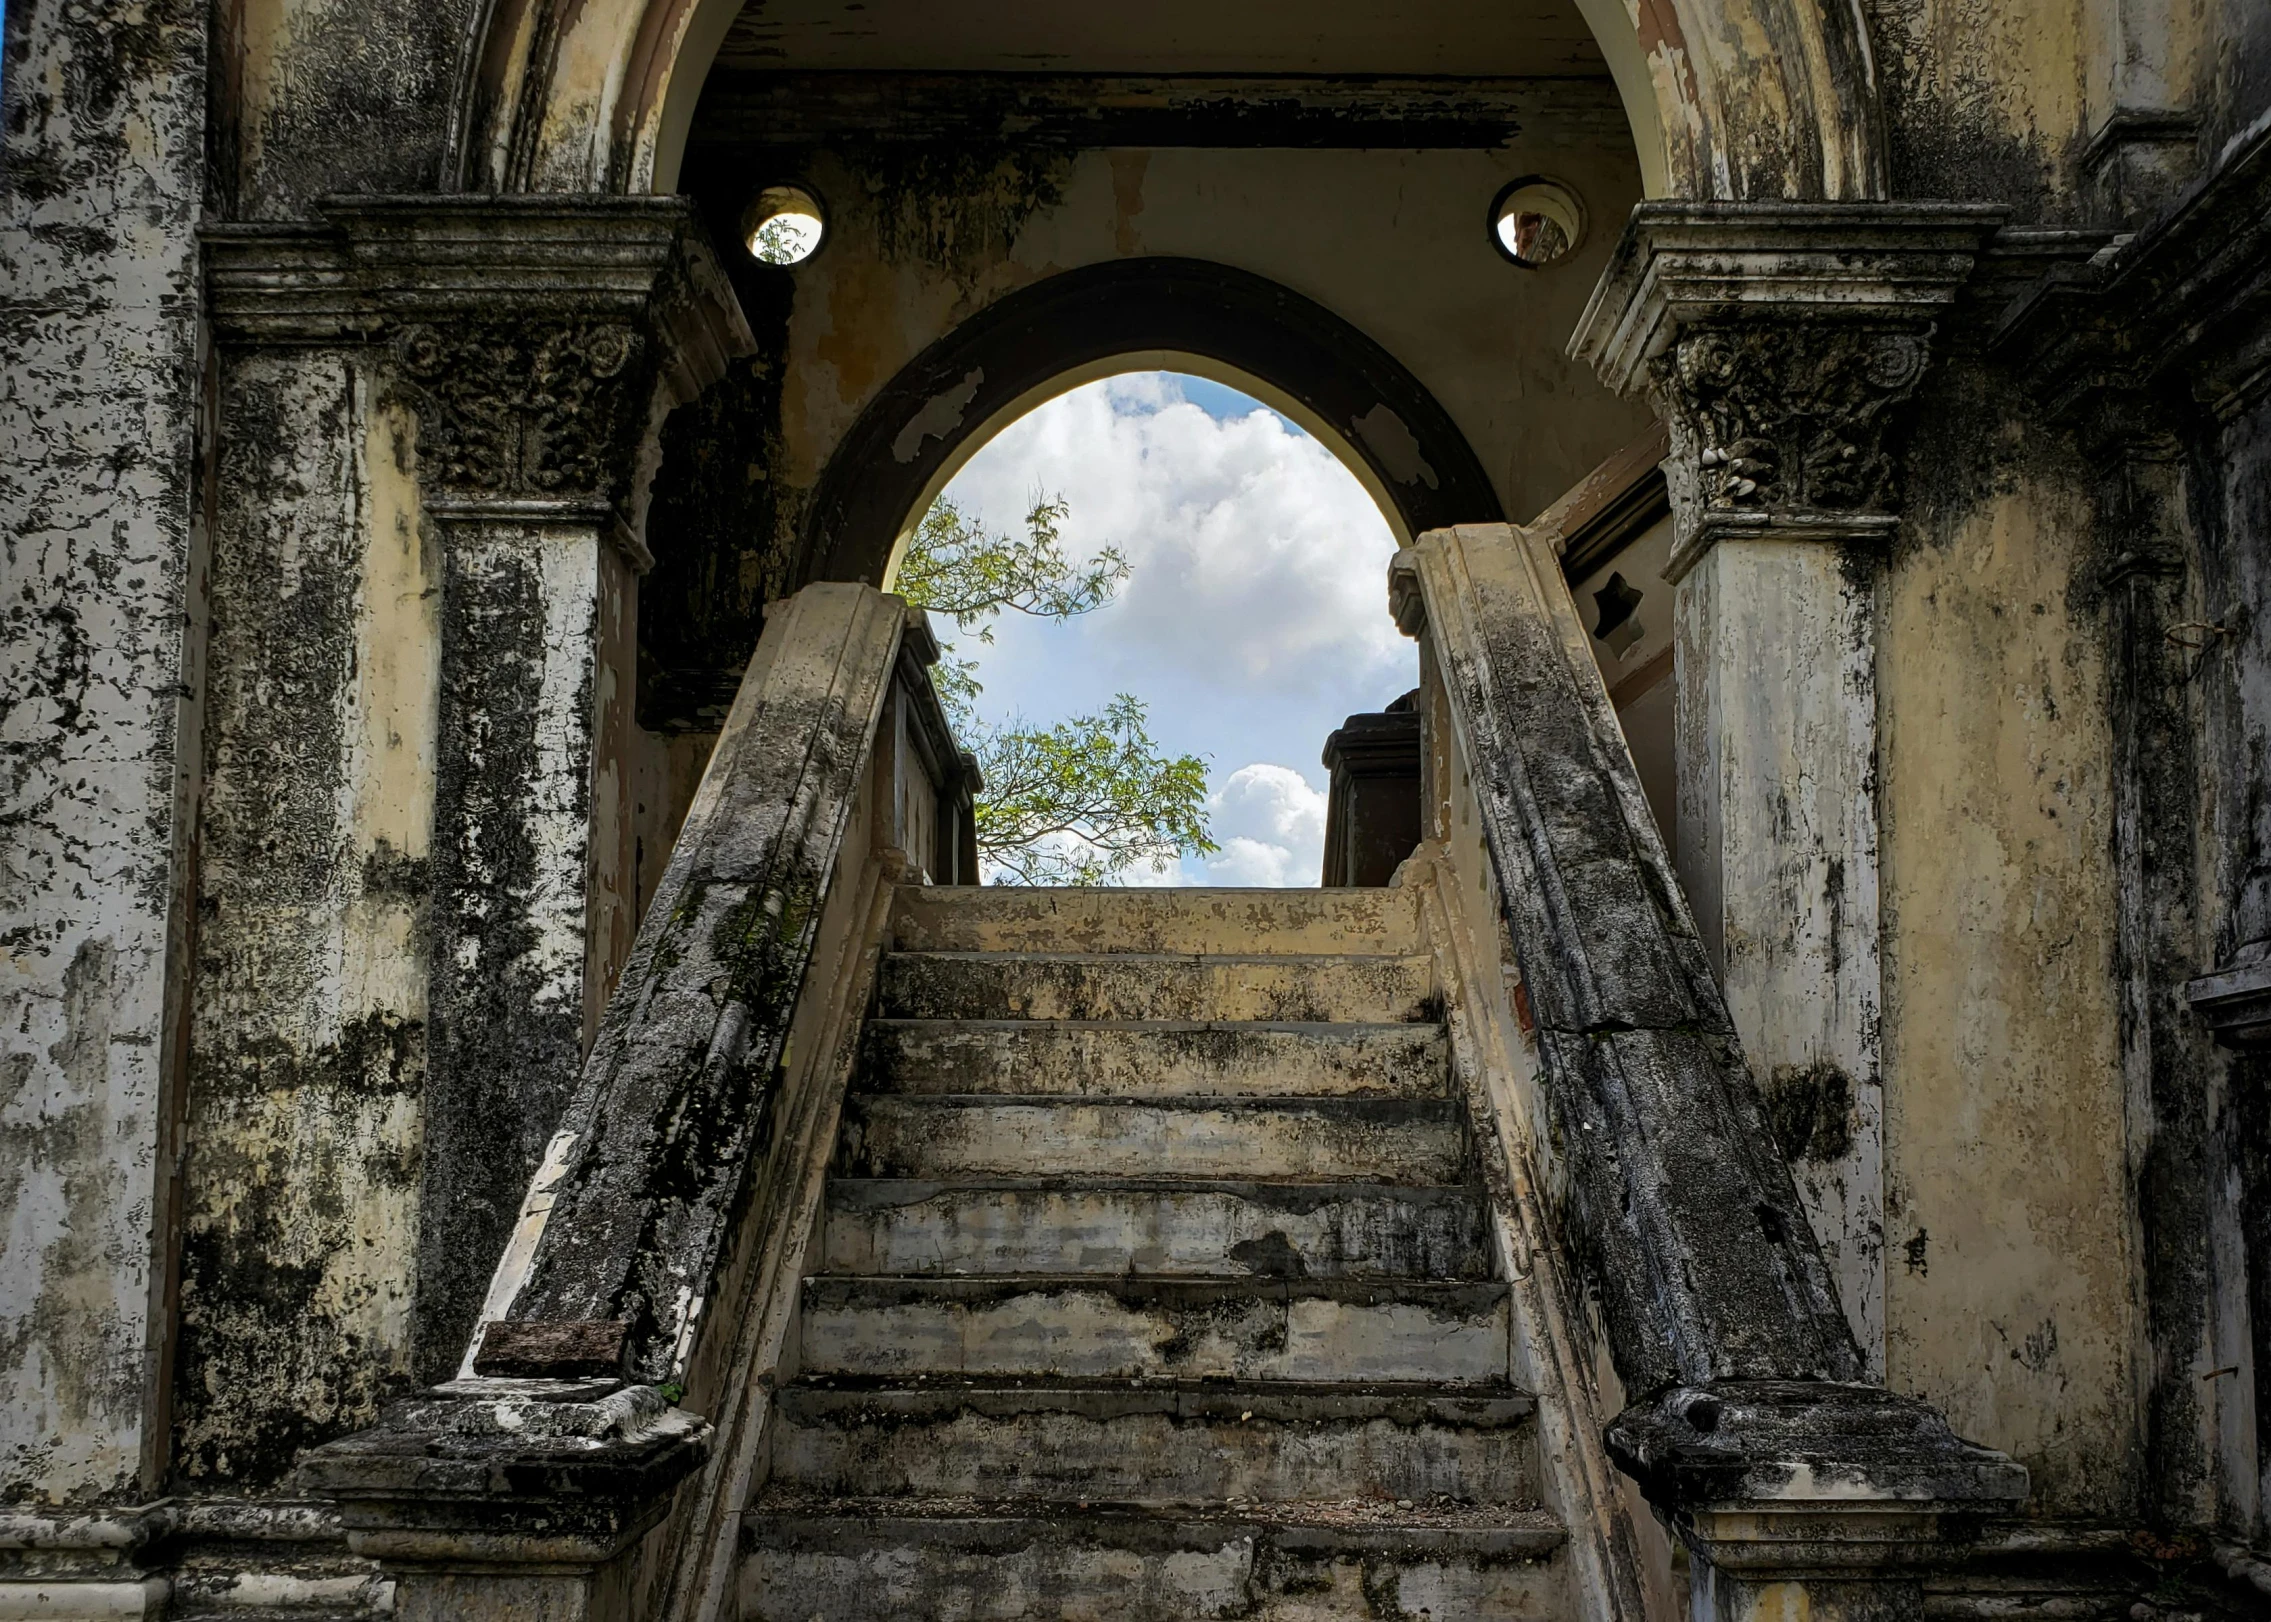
[455, 0, 1888, 204]
[795, 258, 1506, 590]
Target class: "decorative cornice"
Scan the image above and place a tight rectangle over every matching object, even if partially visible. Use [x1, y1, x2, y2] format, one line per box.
[1570, 203, 2008, 398]
[203, 197, 753, 513]
[203, 197, 743, 348]
[1569, 204, 2006, 581]
[1995, 116, 2271, 425]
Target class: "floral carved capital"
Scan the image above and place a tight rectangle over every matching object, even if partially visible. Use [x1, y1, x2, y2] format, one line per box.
[390, 320, 649, 503]
[1648, 320, 1936, 567]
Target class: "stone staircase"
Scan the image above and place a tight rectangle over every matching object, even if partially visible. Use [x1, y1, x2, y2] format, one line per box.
[741, 886, 1568, 1620]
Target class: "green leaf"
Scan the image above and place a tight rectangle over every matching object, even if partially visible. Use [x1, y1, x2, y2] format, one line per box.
[967, 695, 1217, 886]
[895, 495, 1129, 638]
[897, 496, 1210, 885]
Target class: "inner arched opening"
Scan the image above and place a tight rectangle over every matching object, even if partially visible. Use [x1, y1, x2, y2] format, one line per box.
[618, 12, 1666, 914]
[893, 364, 1416, 887]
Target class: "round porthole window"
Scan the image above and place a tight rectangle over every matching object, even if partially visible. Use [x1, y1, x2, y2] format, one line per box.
[745, 184, 827, 266]
[1489, 178, 1585, 269]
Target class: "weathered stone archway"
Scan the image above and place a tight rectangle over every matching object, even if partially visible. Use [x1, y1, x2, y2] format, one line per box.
[457, 0, 1889, 204]
[798, 256, 1504, 591]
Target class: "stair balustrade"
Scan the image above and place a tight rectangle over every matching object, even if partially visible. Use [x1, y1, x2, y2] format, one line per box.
[1391, 520, 2029, 1622]
[299, 582, 976, 1622]
[300, 533, 2032, 1622]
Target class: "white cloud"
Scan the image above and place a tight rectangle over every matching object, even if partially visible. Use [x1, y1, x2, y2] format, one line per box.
[936, 372, 1415, 887]
[985, 761, 1327, 888]
[1197, 763, 1329, 887]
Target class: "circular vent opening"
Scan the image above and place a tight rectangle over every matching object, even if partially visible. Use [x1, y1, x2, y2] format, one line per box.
[1490, 179, 1584, 269]
[746, 185, 827, 266]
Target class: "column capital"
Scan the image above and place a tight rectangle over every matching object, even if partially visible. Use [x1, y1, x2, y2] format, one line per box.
[1571, 203, 2006, 582]
[204, 195, 754, 522]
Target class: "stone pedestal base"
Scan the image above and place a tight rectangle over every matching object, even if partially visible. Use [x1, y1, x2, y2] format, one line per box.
[1611, 1381, 2029, 1622]
[299, 1380, 710, 1622]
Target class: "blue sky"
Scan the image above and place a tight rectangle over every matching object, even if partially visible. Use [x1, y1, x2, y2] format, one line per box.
[931, 372, 1414, 887]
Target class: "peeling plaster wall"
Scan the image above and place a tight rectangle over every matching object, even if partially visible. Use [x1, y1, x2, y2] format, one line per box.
[177, 360, 431, 1487]
[0, 0, 209, 1502]
[213, 0, 479, 217]
[180, 331, 624, 1483]
[675, 127, 1650, 598]
[1880, 375, 2141, 1518]
[2193, 385, 2271, 1542]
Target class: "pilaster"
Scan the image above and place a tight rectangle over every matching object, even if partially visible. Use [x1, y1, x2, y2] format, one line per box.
[1997, 118, 2271, 1543]
[0, 0, 208, 1505]
[1573, 203, 2003, 1380]
[188, 199, 751, 1489]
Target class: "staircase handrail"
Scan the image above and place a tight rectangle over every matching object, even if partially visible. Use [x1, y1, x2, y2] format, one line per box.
[1393, 522, 2026, 1620]
[299, 580, 974, 1622]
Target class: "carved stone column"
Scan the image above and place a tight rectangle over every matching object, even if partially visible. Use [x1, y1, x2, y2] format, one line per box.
[1574, 203, 2003, 1382]
[195, 200, 750, 1489]
[383, 306, 668, 1398]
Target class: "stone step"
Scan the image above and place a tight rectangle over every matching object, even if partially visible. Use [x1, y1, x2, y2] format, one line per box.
[741, 1498, 1567, 1622]
[820, 1178, 1493, 1279]
[890, 883, 1425, 956]
[876, 951, 1436, 1024]
[836, 1094, 1465, 1183]
[860, 1018, 1448, 1099]
[767, 1381, 1541, 1507]
[797, 1276, 1511, 1383]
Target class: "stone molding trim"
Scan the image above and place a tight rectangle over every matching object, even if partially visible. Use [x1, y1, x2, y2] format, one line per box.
[802, 256, 1505, 587]
[1995, 115, 2271, 428]
[1392, 520, 2027, 1615]
[1570, 202, 2006, 581]
[456, 0, 1892, 208]
[203, 195, 753, 519]
[0, 1500, 392, 1617]
[298, 1381, 709, 1613]
[2186, 943, 2271, 1052]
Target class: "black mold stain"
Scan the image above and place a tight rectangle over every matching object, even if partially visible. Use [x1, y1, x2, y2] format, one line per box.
[1759, 1061, 1855, 1165]
[1864, 0, 2079, 225]
[171, 1011, 426, 1488]
[214, 0, 478, 218]
[413, 534, 589, 1387]
[1227, 1231, 1310, 1280]
[640, 178, 802, 732]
